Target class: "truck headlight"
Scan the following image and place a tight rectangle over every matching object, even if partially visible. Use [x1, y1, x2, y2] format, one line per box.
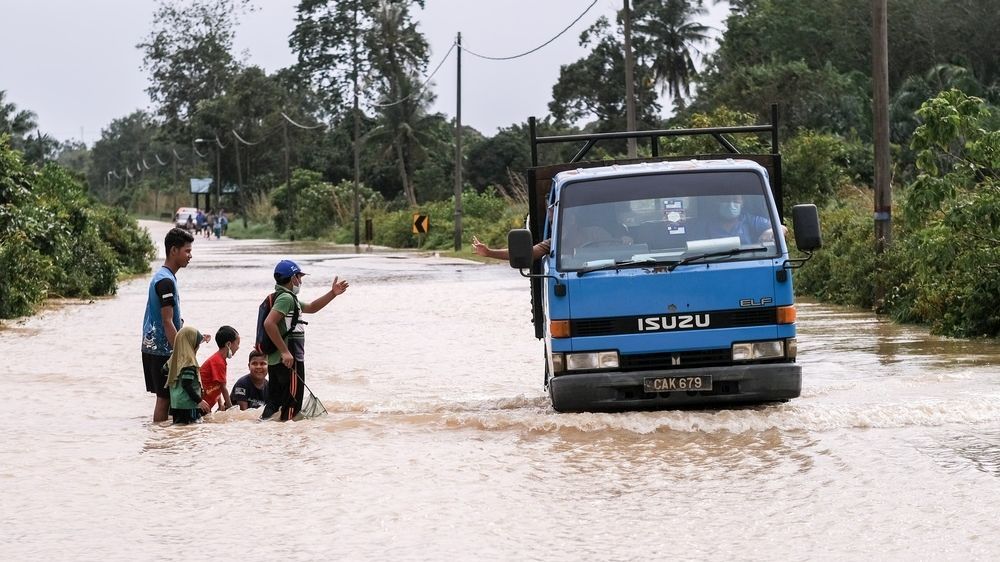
[565, 351, 619, 371]
[732, 340, 785, 361]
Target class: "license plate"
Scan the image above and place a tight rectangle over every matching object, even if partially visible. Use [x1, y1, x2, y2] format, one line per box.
[643, 375, 712, 393]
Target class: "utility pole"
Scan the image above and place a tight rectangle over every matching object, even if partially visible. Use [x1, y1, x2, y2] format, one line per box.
[215, 140, 222, 212]
[232, 133, 245, 227]
[454, 32, 464, 252]
[623, 0, 638, 158]
[352, 0, 361, 251]
[283, 118, 294, 241]
[872, 0, 892, 309]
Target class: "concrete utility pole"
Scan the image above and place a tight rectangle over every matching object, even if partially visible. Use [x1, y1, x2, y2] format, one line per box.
[872, 0, 892, 308]
[623, 0, 638, 158]
[453, 31, 464, 252]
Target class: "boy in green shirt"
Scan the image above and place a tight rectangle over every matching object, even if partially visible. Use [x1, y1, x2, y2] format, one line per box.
[261, 259, 349, 421]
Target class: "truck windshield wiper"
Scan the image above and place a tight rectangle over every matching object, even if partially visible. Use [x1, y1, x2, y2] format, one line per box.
[666, 246, 766, 272]
[577, 257, 663, 276]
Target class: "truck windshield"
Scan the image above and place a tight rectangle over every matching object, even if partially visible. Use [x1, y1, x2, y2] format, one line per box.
[555, 170, 780, 271]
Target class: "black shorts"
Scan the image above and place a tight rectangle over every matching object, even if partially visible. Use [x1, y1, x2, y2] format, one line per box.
[142, 352, 170, 398]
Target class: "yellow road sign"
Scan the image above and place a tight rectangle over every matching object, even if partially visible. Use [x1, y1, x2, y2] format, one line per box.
[412, 214, 429, 234]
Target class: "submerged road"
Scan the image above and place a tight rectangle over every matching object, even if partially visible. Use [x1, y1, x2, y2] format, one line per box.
[1, 220, 999, 560]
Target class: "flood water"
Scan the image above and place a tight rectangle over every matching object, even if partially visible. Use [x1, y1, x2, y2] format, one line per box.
[2, 220, 1000, 560]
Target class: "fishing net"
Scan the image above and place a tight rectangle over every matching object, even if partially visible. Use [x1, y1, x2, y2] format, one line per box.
[293, 382, 329, 421]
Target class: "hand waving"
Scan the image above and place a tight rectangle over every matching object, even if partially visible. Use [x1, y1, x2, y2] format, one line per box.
[331, 276, 349, 297]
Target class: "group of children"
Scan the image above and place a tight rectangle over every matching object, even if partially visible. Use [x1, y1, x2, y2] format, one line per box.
[165, 325, 269, 424]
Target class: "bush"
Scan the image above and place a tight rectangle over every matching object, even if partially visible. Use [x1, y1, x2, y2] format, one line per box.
[0, 137, 154, 319]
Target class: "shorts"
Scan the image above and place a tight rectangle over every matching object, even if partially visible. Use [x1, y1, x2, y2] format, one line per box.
[142, 352, 170, 398]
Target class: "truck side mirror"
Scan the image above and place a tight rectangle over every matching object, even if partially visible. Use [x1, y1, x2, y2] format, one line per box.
[791, 204, 822, 252]
[508, 229, 534, 269]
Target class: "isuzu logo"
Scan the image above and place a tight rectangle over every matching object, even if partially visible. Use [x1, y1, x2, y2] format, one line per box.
[636, 314, 710, 332]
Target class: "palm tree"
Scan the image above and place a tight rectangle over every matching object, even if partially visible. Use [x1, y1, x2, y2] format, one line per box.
[365, 0, 430, 205]
[889, 64, 985, 143]
[0, 90, 39, 140]
[631, 0, 711, 107]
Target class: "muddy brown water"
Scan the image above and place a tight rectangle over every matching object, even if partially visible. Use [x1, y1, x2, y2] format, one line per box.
[2, 220, 999, 560]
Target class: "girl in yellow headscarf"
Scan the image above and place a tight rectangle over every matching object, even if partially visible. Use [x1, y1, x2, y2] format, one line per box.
[166, 326, 210, 424]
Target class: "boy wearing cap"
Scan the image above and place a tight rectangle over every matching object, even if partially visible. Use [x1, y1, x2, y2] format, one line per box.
[261, 259, 349, 421]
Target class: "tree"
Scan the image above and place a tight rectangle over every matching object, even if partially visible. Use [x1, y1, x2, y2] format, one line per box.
[290, 0, 381, 112]
[549, 16, 661, 132]
[138, 0, 252, 138]
[0, 90, 55, 164]
[293, 0, 431, 205]
[365, 1, 432, 204]
[631, 0, 711, 108]
[0, 90, 37, 141]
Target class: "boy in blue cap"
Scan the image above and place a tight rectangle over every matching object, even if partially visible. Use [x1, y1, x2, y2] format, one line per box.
[261, 259, 349, 420]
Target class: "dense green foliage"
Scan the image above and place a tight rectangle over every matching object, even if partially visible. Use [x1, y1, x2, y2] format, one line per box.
[6, 0, 999, 336]
[796, 91, 1000, 336]
[0, 136, 154, 319]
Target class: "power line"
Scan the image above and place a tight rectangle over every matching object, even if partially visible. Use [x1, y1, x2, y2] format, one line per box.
[462, 0, 599, 61]
[371, 41, 458, 108]
[231, 129, 264, 146]
[280, 111, 325, 130]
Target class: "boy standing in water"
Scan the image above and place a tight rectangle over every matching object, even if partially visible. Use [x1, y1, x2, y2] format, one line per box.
[199, 325, 239, 412]
[166, 326, 210, 424]
[141, 227, 208, 422]
[261, 259, 349, 421]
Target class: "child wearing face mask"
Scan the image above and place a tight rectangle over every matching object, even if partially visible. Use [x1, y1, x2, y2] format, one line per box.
[199, 325, 240, 412]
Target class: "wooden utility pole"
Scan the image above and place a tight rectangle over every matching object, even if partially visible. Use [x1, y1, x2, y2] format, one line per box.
[352, 0, 362, 251]
[872, 0, 892, 308]
[623, 0, 637, 158]
[453, 32, 464, 251]
[283, 118, 294, 241]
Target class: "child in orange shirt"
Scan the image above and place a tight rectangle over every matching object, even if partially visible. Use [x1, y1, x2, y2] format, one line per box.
[199, 325, 239, 412]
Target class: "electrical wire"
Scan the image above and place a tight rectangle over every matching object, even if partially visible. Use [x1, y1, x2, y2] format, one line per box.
[155, 154, 168, 166]
[192, 142, 209, 158]
[462, 0, 599, 61]
[231, 129, 265, 145]
[371, 41, 457, 108]
[280, 111, 326, 130]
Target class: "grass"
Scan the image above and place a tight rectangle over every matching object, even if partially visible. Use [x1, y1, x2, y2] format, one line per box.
[222, 219, 279, 240]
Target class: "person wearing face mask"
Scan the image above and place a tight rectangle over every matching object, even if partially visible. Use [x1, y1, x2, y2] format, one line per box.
[261, 259, 350, 421]
[199, 325, 240, 412]
[698, 194, 781, 245]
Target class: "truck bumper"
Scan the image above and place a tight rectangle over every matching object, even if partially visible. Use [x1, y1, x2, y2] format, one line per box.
[547, 363, 801, 412]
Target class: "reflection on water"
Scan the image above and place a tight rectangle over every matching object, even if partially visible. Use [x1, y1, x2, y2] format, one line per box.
[2, 221, 1000, 560]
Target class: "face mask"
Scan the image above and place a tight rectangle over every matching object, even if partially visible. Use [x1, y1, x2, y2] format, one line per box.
[291, 284, 301, 295]
[719, 201, 742, 219]
[225, 344, 233, 359]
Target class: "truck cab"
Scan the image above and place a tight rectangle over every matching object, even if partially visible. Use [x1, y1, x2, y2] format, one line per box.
[508, 108, 821, 412]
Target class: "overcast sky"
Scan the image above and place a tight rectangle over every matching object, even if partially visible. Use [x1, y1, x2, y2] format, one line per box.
[0, 0, 727, 146]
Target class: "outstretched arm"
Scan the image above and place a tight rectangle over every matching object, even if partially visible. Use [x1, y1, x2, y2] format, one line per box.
[301, 276, 349, 314]
[472, 236, 549, 261]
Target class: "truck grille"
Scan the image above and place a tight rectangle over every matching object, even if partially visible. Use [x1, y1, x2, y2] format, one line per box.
[620, 348, 732, 371]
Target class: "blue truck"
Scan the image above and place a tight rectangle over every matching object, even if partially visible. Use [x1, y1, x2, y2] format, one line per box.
[507, 106, 822, 412]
